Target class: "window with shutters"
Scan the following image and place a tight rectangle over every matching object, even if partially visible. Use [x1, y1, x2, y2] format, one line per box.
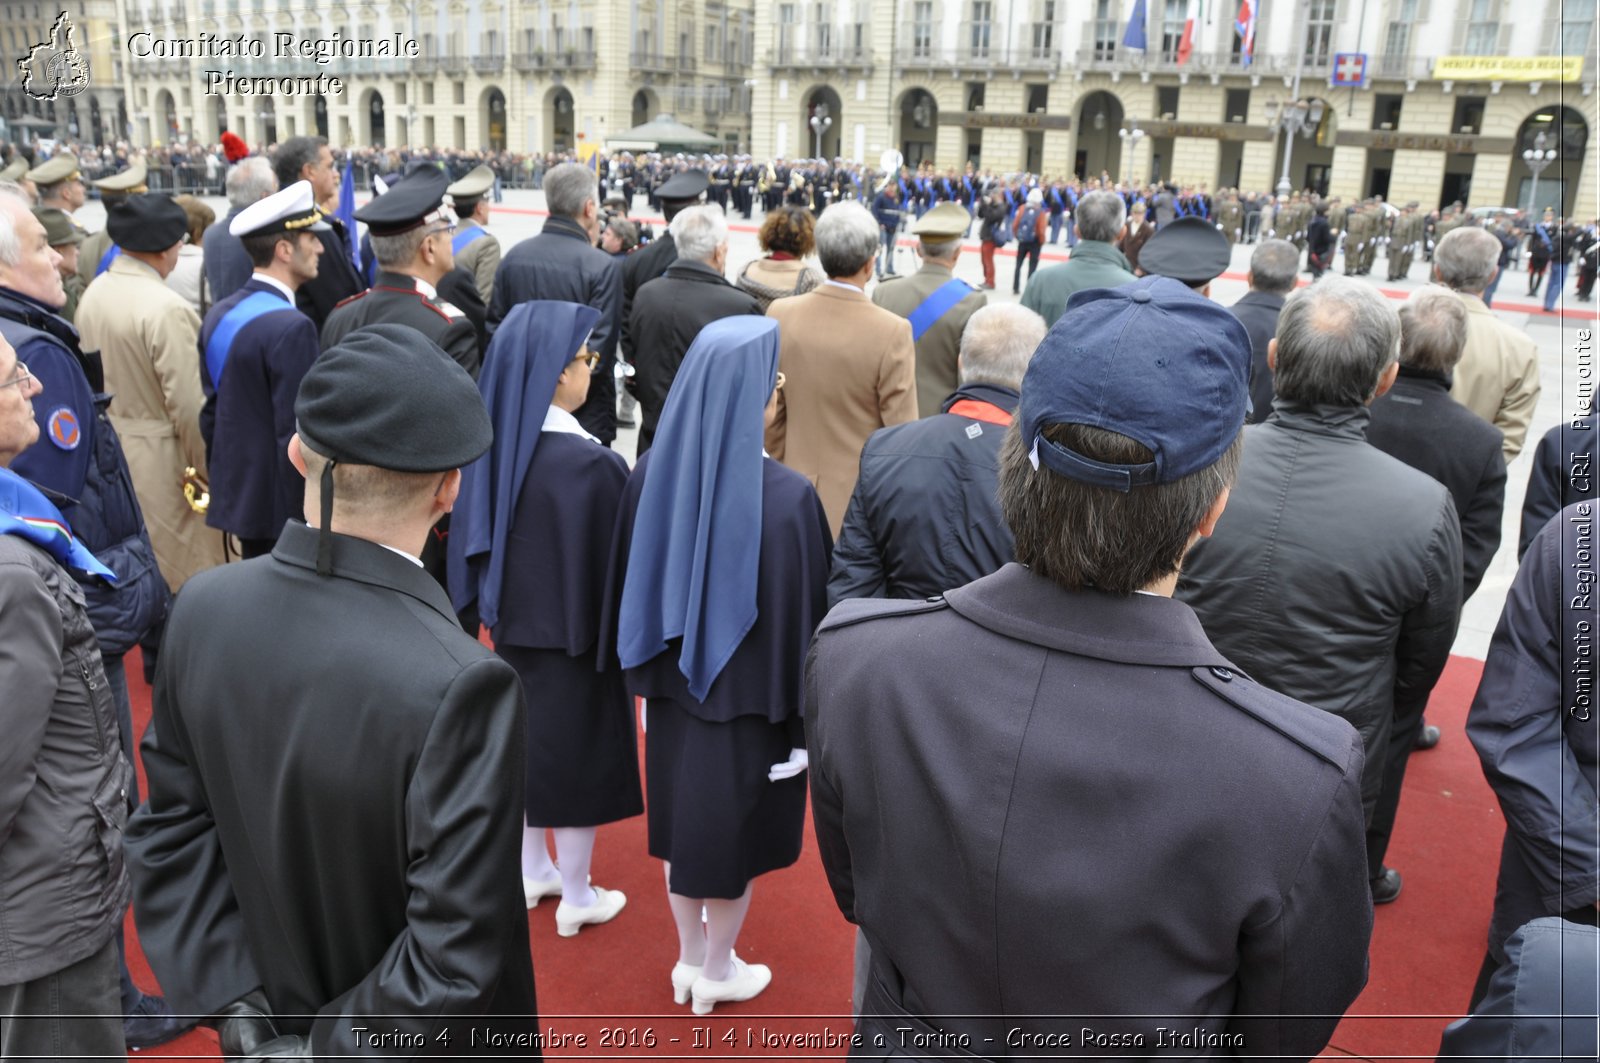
[1384, 0, 1416, 58]
[1556, 0, 1595, 53]
[813, 3, 832, 57]
[913, 1, 934, 58]
[970, 1, 992, 57]
[1304, 0, 1336, 65]
[1032, 0, 1055, 57]
[1160, 0, 1186, 62]
[1093, 0, 1118, 59]
[1463, 0, 1497, 55]
[777, 3, 795, 61]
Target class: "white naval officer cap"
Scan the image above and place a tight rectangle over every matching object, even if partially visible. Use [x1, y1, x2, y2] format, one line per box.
[229, 180, 331, 238]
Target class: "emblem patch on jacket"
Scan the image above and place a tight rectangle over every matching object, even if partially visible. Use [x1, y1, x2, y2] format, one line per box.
[47, 406, 81, 450]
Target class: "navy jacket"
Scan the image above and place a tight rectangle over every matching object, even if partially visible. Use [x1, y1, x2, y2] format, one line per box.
[488, 216, 621, 443]
[808, 565, 1372, 1056]
[294, 218, 364, 333]
[1227, 289, 1285, 424]
[828, 383, 1015, 607]
[1519, 414, 1596, 557]
[0, 287, 169, 655]
[202, 205, 254, 306]
[1436, 918, 1599, 1061]
[198, 278, 321, 541]
[1467, 504, 1599, 966]
[1368, 366, 1506, 601]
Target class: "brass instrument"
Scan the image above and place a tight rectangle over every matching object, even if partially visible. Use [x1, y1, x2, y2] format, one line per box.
[182, 467, 210, 515]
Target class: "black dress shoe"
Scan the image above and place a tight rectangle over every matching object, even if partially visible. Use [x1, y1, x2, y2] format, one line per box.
[1370, 867, 1403, 905]
[1414, 723, 1442, 750]
[124, 994, 191, 1051]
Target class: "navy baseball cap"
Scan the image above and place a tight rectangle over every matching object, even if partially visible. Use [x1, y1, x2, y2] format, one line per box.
[1018, 276, 1250, 491]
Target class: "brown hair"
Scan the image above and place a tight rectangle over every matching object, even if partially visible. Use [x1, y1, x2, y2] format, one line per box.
[997, 421, 1242, 595]
[758, 205, 816, 256]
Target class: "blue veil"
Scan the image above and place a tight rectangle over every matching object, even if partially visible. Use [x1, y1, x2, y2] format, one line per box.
[617, 315, 781, 701]
[448, 299, 601, 627]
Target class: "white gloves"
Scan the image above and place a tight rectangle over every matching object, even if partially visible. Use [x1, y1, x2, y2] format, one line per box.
[768, 747, 809, 782]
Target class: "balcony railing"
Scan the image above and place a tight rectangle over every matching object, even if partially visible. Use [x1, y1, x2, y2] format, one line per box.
[471, 53, 505, 73]
[678, 54, 698, 71]
[897, 42, 1060, 74]
[439, 53, 468, 75]
[1068, 46, 1323, 78]
[629, 50, 675, 73]
[768, 44, 875, 71]
[511, 49, 598, 72]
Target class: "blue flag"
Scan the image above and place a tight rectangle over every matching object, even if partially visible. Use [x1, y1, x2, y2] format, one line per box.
[1123, 0, 1149, 50]
[335, 160, 360, 272]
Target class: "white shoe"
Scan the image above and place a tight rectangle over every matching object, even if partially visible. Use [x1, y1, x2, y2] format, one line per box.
[522, 875, 562, 909]
[690, 957, 772, 1015]
[670, 962, 702, 1005]
[555, 885, 627, 937]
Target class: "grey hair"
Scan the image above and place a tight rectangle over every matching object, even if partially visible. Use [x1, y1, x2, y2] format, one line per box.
[959, 304, 1046, 391]
[1432, 227, 1501, 294]
[919, 235, 962, 259]
[0, 181, 29, 267]
[1273, 275, 1400, 407]
[1248, 239, 1300, 294]
[271, 135, 326, 190]
[1399, 286, 1469, 374]
[544, 162, 598, 220]
[815, 201, 881, 278]
[369, 226, 432, 269]
[668, 204, 729, 264]
[227, 156, 277, 210]
[1075, 191, 1126, 243]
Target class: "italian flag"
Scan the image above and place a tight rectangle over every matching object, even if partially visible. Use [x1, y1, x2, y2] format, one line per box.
[1176, 0, 1199, 65]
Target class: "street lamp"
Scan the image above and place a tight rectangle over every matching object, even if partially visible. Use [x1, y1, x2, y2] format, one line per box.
[1118, 120, 1145, 182]
[1266, 97, 1325, 197]
[1522, 129, 1558, 214]
[809, 104, 832, 159]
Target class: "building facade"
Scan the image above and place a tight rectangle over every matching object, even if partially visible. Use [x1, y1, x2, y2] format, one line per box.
[112, 0, 756, 157]
[750, 0, 1598, 213]
[1, 1, 128, 147]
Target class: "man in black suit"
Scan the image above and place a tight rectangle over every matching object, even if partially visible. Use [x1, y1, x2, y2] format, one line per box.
[1363, 285, 1505, 890]
[271, 137, 363, 332]
[127, 327, 540, 1057]
[628, 204, 762, 451]
[1228, 239, 1299, 423]
[488, 162, 622, 443]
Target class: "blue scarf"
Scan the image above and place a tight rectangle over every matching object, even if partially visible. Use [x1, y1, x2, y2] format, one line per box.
[0, 467, 116, 581]
[448, 301, 600, 627]
[617, 316, 780, 701]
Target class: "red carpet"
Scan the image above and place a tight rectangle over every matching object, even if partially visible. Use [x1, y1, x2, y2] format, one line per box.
[120, 652, 1498, 1060]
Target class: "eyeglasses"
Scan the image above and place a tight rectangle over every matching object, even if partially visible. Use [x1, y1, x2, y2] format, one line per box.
[1, 363, 35, 391]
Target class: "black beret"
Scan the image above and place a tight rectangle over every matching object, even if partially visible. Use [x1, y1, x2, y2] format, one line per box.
[295, 324, 491, 473]
[356, 167, 452, 237]
[656, 169, 710, 202]
[1136, 216, 1233, 289]
[105, 194, 189, 252]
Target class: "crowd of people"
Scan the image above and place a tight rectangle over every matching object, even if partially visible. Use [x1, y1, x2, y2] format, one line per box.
[0, 129, 1594, 1062]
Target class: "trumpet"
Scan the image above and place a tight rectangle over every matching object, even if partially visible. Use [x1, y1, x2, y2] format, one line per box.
[182, 467, 210, 515]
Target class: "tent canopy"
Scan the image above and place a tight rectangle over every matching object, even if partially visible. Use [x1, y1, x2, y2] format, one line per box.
[605, 113, 721, 152]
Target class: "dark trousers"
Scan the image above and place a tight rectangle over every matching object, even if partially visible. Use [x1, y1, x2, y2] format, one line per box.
[1012, 243, 1042, 293]
[1578, 263, 1597, 299]
[1364, 695, 1429, 878]
[102, 654, 148, 1013]
[0, 936, 123, 1059]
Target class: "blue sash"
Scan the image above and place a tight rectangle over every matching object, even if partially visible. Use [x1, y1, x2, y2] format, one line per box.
[95, 244, 120, 277]
[205, 290, 289, 387]
[452, 226, 486, 255]
[908, 278, 974, 342]
[0, 467, 116, 581]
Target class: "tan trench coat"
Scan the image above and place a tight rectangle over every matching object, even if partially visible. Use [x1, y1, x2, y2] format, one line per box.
[75, 255, 224, 591]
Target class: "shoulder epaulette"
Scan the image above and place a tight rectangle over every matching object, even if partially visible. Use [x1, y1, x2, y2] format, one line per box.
[1190, 666, 1356, 770]
[332, 289, 370, 310]
[817, 595, 952, 636]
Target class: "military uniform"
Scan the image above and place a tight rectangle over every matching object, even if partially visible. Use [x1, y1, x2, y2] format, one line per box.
[1388, 207, 1420, 281]
[445, 164, 502, 306]
[34, 206, 87, 323]
[870, 202, 988, 418]
[1345, 207, 1369, 275]
[1218, 194, 1244, 244]
[322, 272, 478, 376]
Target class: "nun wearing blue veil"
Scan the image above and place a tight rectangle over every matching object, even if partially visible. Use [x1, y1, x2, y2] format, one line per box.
[448, 300, 642, 939]
[602, 315, 832, 1014]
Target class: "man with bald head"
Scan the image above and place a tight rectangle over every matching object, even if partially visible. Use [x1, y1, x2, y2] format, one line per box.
[1432, 226, 1541, 463]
